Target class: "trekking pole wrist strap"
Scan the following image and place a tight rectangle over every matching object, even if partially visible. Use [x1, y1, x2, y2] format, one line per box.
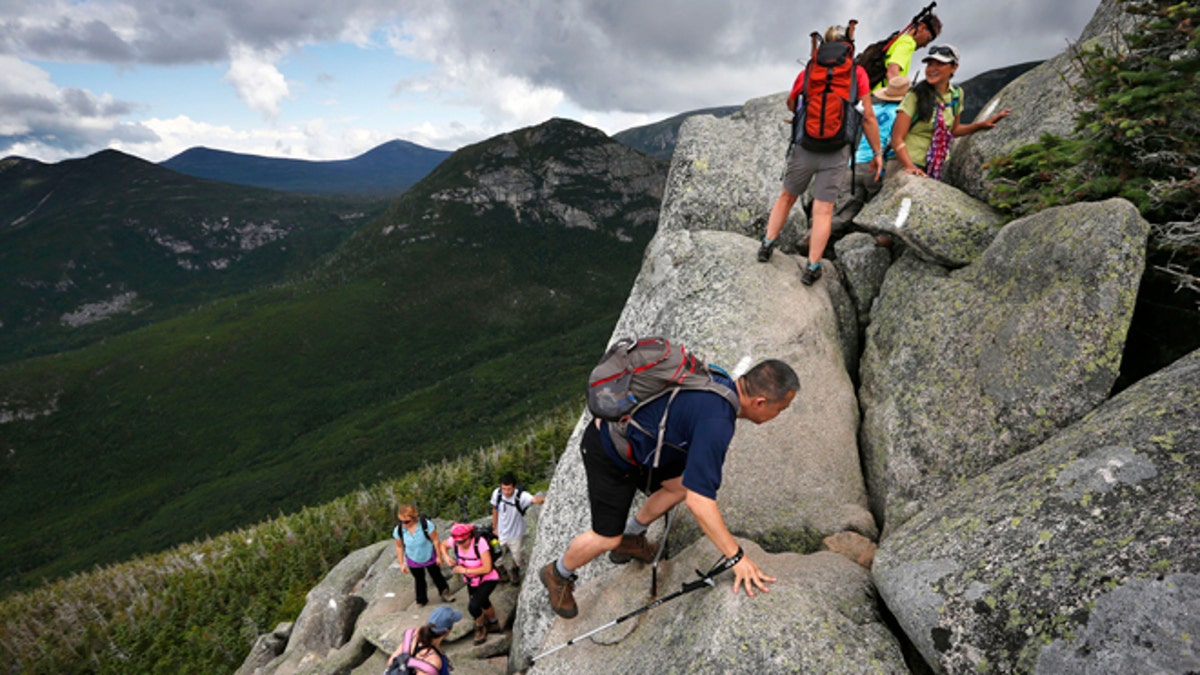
[719, 546, 744, 573]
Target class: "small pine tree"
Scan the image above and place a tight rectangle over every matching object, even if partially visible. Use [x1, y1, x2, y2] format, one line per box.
[986, 0, 1199, 295]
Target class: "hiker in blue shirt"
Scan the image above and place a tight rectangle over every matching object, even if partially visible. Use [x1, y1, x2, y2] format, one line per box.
[393, 504, 454, 606]
[540, 359, 800, 619]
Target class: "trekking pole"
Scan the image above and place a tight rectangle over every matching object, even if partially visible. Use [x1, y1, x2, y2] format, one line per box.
[529, 551, 744, 667]
[910, 2, 937, 32]
[649, 505, 677, 598]
[847, 19, 858, 43]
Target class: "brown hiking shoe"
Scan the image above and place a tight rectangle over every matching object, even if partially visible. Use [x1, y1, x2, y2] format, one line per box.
[608, 533, 657, 564]
[539, 562, 578, 619]
[473, 622, 487, 645]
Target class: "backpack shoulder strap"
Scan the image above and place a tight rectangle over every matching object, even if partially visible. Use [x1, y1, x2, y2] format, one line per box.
[419, 515, 432, 541]
[395, 628, 442, 674]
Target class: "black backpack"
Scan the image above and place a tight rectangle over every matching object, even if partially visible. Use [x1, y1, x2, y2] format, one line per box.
[855, 30, 902, 91]
[587, 336, 740, 467]
[855, 1, 940, 91]
[453, 526, 503, 561]
[492, 486, 529, 516]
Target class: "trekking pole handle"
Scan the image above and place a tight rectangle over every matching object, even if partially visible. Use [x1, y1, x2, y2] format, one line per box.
[915, 2, 937, 24]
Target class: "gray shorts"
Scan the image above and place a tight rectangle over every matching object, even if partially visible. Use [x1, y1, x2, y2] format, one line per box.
[783, 144, 851, 203]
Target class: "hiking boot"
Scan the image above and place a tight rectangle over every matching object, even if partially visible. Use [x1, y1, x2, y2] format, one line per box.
[496, 565, 511, 583]
[608, 533, 658, 565]
[510, 566, 522, 585]
[801, 262, 823, 286]
[486, 619, 502, 634]
[756, 240, 775, 262]
[439, 588, 455, 603]
[473, 622, 487, 645]
[540, 562, 578, 619]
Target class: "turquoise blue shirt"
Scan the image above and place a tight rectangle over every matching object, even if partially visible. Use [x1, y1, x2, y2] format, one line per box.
[393, 519, 436, 566]
[855, 100, 901, 164]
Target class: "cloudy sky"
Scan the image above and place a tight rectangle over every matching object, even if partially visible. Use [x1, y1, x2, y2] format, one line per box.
[0, 0, 1102, 164]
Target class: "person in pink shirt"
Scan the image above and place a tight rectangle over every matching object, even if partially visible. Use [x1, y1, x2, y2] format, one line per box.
[446, 522, 502, 644]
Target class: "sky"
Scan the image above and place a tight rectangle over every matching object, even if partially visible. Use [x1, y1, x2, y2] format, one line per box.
[0, 0, 1103, 164]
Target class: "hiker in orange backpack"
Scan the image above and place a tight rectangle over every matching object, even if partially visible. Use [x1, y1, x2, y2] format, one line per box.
[757, 23, 883, 288]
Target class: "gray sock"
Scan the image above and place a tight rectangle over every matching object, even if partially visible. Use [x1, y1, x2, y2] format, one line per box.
[555, 558, 574, 579]
[624, 516, 649, 536]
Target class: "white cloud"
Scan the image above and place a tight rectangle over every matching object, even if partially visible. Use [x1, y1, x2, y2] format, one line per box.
[0, 55, 156, 161]
[224, 47, 290, 118]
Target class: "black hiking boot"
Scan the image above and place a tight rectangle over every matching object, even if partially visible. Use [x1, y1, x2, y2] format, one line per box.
[540, 562, 578, 619]
[801, 261, 823, 286]
[608, 533, 658, 564]
[756, 239, 775, 262]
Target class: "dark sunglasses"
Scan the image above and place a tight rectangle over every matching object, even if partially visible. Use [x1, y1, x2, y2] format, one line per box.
[399, 519, 413, 525]
[927, 45, 957, 60]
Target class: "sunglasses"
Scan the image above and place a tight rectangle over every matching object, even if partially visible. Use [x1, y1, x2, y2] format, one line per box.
[927, 45, 957, 60]
[399, 519, 413, 525]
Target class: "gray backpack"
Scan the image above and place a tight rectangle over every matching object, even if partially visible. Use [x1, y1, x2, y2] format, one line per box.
[587, 336, 740, 467]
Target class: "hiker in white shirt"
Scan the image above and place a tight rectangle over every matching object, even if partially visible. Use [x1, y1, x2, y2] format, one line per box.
[490, 472, 545, 584]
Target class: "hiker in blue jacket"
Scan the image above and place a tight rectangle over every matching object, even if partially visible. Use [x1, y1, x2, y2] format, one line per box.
[394, 504, 454, 606]
[540, 359, 800, 619]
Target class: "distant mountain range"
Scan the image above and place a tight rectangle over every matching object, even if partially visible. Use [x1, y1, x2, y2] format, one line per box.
[0, 150, 387, 362]
[0, 117, 667, 593]
[160, 140, 451, 196]
[613, 106, 742, 160]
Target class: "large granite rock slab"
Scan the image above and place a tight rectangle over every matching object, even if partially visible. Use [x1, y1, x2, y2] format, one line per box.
[855, 173, 1005, 268]
[529, 539, 907, 674]
[661, 93, 810, 250]
[874, 347, 1200, 673]
[859, 198, 1148, 535]
[512, 228, 877, 668]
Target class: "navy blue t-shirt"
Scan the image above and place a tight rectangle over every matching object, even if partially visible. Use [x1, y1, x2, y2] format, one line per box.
[599, 375, 738, 500]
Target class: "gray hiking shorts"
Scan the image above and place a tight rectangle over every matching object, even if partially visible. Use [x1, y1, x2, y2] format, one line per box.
[782, 144, 851, 203]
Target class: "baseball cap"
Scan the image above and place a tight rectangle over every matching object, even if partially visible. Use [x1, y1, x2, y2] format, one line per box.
[450, 522, 474, 541]
[428, 606, 462, 635]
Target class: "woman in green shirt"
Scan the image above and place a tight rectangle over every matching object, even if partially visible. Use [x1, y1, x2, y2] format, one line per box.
[890, 45, 1011, 180]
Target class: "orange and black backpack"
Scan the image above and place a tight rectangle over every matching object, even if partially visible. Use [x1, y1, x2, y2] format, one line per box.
[792, 32, 862, 153]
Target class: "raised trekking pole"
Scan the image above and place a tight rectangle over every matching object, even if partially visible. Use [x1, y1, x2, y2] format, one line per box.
[528, 550, 745, 667]
[847, 18, 858, 43]
[911, 2, 937, 31]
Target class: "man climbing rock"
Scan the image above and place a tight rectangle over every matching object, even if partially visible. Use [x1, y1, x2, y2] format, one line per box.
[541, 357, 799, 619]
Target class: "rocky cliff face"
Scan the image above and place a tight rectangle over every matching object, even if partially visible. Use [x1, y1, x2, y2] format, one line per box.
[248, 2, 1200, 673]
